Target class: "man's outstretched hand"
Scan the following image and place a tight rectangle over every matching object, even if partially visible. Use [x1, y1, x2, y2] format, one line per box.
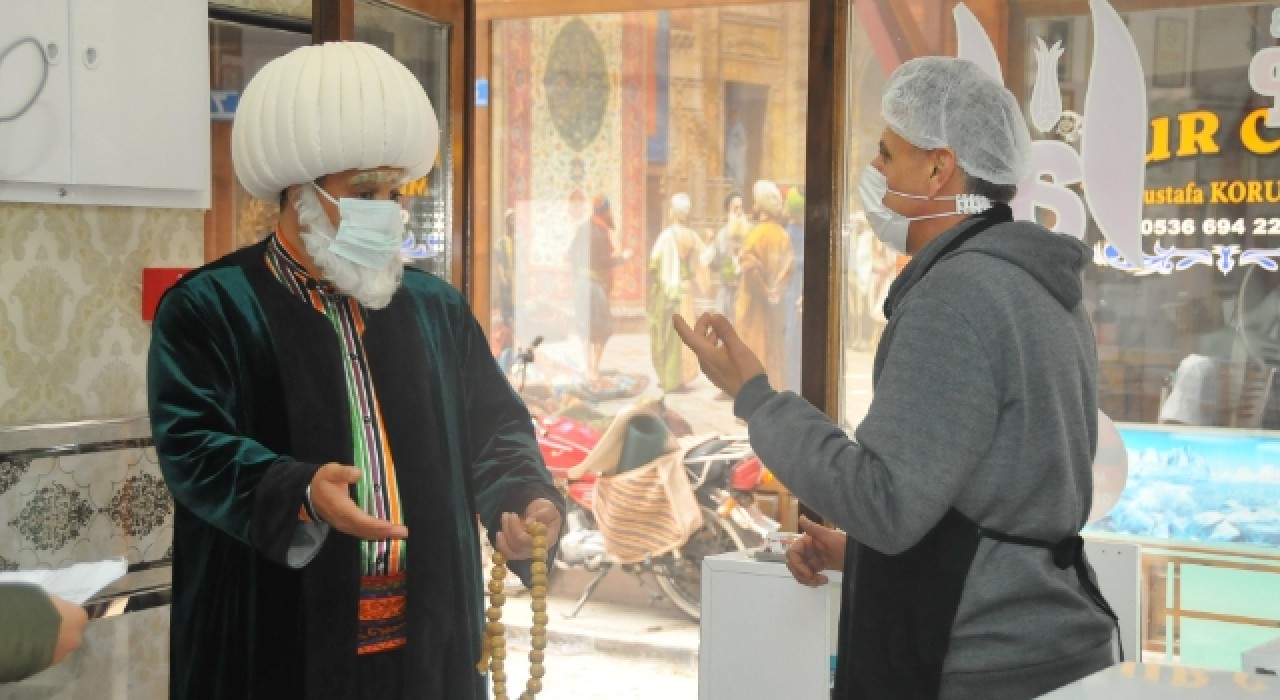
[310, 463, 409, 540]
[673, 312, 766, 399]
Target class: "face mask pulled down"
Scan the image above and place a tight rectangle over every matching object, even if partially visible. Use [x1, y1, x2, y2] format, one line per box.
[296, 185, 406, 310]
[858, 166, 992, 254]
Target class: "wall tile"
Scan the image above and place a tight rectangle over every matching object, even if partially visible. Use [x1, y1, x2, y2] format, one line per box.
[0, 448, 173, 569]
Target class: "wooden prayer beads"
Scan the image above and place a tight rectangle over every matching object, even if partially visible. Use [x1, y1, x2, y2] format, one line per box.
[477, 521, 549, 700]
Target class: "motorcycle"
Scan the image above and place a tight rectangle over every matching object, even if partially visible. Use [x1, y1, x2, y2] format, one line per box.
[510, 337, 777, 620]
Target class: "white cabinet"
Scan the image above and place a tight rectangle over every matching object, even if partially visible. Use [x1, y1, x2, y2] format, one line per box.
[1083, 539, 1142, 665]
[0, 2, 71, 186]
[700, 544, 1140, 700]
[0, 0, 209, 208]
[700, 552, 842, 699]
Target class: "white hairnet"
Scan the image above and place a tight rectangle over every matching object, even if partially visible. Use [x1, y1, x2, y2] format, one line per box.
[232, 42, 439, 201]
[881, 57, 1031, 185]
[671, 193, 691, 217]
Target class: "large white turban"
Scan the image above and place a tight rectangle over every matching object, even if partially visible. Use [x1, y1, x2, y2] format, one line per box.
[232, 42, 439, 202]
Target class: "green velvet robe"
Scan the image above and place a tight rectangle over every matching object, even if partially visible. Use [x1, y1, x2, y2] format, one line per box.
[147, 239, 562, 700]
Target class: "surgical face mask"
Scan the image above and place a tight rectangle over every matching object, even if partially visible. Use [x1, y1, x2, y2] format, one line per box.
[314, 184, 406, 270]
[858, 166, 992, 254]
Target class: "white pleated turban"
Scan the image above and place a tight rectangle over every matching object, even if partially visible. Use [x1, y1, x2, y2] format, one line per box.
[232, 42, 440, 202]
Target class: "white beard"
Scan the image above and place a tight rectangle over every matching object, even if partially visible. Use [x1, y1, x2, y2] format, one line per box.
[295, 186, 404, 310]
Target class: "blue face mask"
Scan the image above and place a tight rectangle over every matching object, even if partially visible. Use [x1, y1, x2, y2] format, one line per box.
[314, 185, 406, 270]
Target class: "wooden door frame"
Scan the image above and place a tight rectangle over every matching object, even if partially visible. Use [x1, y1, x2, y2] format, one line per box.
[802, 0, 848, 418]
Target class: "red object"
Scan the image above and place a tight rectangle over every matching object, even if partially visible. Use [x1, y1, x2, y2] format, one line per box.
[141, 268, 192, 321]
[732, 456, 765, 491]
[537, 415, 600, 471]
[536, 415, 601, 510]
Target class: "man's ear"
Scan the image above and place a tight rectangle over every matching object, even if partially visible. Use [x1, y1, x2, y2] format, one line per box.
[928, 149, 959, 196]
[282, 184, 303, 210]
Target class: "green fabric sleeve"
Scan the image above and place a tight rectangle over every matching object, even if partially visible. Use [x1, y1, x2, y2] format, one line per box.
[455, 305, 565, 585]
[147, 285, 324, 567]
[0, 584, 60, 683]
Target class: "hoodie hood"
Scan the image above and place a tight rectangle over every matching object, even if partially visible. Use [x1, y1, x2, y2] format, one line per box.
[961, 221, 1091, 310]
[884, 214, 1091, 319]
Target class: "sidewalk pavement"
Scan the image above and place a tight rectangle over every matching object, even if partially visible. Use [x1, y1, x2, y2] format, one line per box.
[500, 587, 701, 673]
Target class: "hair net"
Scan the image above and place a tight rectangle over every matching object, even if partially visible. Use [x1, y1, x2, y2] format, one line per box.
[881, 57, 1031, 185]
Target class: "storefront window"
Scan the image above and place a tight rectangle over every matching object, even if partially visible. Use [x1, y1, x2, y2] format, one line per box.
[838, 0, 1280, 671]
[208, 19, 309, 252]
[489, 4, 810, 443]
[355, 0, 453, 279]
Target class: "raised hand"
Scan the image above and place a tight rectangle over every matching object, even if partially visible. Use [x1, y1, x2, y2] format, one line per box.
[673, 312, 766, 399]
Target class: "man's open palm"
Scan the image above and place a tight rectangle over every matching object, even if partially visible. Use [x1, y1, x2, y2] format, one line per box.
[310, 463, 408, 540]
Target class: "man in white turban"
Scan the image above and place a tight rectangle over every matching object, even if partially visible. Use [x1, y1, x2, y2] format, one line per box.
[647, 193, 705, 391]
[147, 42, 563, 700]
[731, 180, 793, 387]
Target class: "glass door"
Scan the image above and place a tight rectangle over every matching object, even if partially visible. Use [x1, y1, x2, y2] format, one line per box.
[481, 4, 812, 537]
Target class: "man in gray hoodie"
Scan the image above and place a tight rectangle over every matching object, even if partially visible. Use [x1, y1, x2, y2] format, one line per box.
[675, 56, 1117, 699]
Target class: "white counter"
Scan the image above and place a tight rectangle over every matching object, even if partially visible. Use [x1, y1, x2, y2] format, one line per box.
[700, 551, 841, 699]
[698, 543, 1179, 700]
[1042, 662, 1277, 698]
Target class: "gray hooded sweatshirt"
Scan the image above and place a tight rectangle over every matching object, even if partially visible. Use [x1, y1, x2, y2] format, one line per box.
[735, 216, 1116, 698]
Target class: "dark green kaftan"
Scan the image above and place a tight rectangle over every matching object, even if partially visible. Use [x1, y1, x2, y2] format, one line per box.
[147, 239, 562, 700]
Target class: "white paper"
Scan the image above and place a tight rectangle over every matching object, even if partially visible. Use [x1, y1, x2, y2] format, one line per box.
[0, 557, 128, 604]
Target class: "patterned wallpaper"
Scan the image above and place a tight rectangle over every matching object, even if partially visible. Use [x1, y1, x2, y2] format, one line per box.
[0, 203, 201, 569]
[0, 204, 203, 424]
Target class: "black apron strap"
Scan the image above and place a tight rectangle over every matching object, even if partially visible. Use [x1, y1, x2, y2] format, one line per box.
[836, 509, 984, 699]
[977, 528, 1124, 661]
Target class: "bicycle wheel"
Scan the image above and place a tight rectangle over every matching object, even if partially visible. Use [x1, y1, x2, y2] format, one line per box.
[654, 506, 746, 621]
